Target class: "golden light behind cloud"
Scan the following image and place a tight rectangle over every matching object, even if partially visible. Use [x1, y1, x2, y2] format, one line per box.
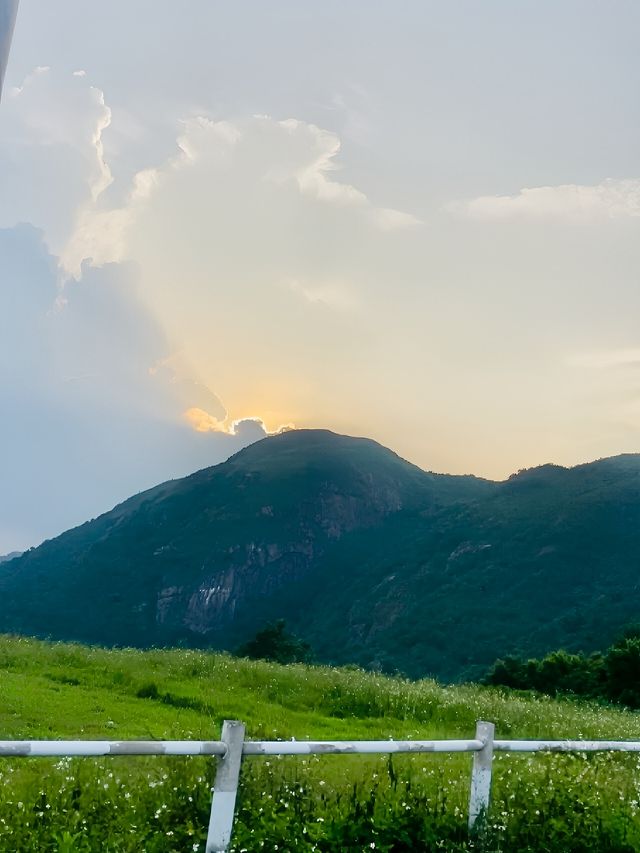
[184, 407, 225, 433]
[184, 407, 295, 437]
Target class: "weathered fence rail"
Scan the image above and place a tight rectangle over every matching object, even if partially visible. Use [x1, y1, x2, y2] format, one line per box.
[4, 720, 640, 851]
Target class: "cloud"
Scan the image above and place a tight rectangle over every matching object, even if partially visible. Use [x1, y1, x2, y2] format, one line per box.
[184, 407, 230, 433]
[371, 207, 422, 231]
[568, 349, 640, 370]
[183, 408, 292, 440]
[285, 277, 358, 312]
[454, 179, 640, 222]
[43, 101, 426, 433]
[0, 68, 113, 255]
[61, 112, 423, 276]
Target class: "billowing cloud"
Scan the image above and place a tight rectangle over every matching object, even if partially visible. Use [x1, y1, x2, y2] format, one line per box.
[455, 179, 640, 222]
[0, 67, 112, 254]
[62, 113, 423, 276]
[40, 101, 426, 445]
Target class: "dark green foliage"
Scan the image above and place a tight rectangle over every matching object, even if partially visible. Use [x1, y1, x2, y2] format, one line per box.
[604, 635, 640, 707]
[237, 619, 311, 664]
[136, 681, 159, 699]
[485, 650, 606, 698]
[1, 430, 640, 683]
[485, 630, 640, 709]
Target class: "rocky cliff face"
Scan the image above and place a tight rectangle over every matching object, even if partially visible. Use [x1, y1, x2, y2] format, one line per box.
[156, 541, 316, 634]
[154, 475, 412, 636]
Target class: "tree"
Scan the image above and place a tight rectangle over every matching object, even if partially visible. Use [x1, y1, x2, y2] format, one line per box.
[484, 656, 528, 690]
[484, 649, 604, 698]
[604, 636, 640, 708]
[237, 619, 312, 665]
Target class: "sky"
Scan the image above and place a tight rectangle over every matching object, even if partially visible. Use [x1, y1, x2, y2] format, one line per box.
[1, 1, 640, 551]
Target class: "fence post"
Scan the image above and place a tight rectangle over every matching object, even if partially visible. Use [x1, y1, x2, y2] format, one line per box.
[468, 720, 495, 832]
[206, 719, 246, 853]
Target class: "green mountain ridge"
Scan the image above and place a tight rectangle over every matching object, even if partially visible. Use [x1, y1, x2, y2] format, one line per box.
[1, 429, 639, 681]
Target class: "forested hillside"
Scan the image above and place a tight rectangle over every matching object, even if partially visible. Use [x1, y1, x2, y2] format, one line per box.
[1, 430, 639, 681]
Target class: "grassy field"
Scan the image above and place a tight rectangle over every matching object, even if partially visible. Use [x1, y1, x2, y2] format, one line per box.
[2, 636, 640, 851]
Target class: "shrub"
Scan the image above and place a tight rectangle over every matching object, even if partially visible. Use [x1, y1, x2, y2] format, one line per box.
[236, 619, 312, 664]
[136, 681, 159, 699]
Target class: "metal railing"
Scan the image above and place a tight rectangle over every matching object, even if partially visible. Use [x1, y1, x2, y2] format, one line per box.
[4, 720, 640, 851]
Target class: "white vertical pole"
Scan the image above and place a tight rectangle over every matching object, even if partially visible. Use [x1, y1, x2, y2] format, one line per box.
[206, 720, 245, 853]
[468, 720, 495, 832]
[0, 0, 19, 100]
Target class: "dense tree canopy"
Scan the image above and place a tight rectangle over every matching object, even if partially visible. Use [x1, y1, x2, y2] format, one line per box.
[485, 628, 640, 708]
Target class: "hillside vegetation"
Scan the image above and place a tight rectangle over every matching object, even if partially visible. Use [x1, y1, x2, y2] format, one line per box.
[2, 636, 640, 851]
[485, 627, 640, 708]
[1, 430, 640, 680]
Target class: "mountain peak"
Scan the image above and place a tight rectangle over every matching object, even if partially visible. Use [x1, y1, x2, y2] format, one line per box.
[223, 428, 426, 478]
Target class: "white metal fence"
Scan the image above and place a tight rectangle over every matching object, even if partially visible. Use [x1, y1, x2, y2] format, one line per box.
[4, 719, 640, 851]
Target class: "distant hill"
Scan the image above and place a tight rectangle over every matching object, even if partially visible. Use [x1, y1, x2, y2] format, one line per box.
[1, 429, 639, 681]
[0, 551, 21, 564]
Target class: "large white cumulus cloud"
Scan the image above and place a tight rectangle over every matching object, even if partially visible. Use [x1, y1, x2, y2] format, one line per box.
[62, 112, 421, 276]
[54, 96, 426, 446]
[0, 68, 424, 550]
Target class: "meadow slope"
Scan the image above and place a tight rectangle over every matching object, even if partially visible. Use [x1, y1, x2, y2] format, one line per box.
[2, 636, 640, 851]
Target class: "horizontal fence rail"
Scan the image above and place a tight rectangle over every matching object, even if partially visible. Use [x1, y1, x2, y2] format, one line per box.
[494, 739, 640, 752]
[5, 721, 640, 851]
[242, 738, 485, 755]
[0, 740, 227, 757]
[7, 737, 640, 757]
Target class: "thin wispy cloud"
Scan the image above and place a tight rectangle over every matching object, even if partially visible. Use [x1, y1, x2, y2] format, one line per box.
[454, 179, 640, 222]
[569, 349, 640, 370]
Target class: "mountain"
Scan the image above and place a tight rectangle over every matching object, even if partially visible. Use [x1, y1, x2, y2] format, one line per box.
[1, 429, 639, 681]
[0, 551, 21, 563]
[0, 431, 491, 654]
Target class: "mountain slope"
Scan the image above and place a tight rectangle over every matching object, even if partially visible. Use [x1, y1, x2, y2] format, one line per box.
[1, 430, 639, 681]
[0, 430, 492, 653]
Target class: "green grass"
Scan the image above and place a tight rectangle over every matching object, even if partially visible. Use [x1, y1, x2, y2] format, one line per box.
[2, 635, 640, 851]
